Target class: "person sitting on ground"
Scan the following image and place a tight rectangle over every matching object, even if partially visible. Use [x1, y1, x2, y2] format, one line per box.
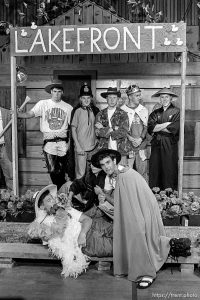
[91, 148, 170, 288]
[28, 184, 113, 278]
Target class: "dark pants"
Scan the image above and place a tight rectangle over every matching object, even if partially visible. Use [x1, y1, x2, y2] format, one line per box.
[43, 151, 67, 190]
[149, 138, 178, 190]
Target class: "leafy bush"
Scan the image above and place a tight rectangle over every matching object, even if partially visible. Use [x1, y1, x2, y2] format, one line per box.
[152, 188, 200, 219]
[0, 189, 35, 222]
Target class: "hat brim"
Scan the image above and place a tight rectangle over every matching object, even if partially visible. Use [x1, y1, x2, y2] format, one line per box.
[34, 184, 57, 217]
[45, 83, 64, 94]
[152, 91, 178, 97]
[91, 149, 121, 168]
[101, 91, 121, 99]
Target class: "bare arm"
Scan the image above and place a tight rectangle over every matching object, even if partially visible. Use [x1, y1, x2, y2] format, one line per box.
[18, 110, 35, 119]
[77, 214, 92, 247]
[71, 126, 84, 153]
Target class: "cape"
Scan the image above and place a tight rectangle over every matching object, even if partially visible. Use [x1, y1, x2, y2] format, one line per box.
[113, 167, 170, 282]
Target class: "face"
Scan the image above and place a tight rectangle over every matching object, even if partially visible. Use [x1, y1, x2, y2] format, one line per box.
[107, 94, 118, 108]
[99, 156, 117, 176]
[51, 88, 63, 102]
[128, 91, 141, 107]
[41, 194, 57, 213]
[80, 95, 92, 107]
[90, 163, 101, 175]
[160, 94, 172, 109]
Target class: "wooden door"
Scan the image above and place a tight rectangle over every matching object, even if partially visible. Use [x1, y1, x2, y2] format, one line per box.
[58, 75, 91, 108]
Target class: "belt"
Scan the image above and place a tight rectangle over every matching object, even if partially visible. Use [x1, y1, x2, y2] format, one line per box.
[43, 137, 68, 146]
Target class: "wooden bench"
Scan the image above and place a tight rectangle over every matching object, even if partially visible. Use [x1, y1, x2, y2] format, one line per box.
[0, 226, 200, 272]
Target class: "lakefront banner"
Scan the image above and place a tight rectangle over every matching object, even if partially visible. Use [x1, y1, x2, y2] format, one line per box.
[10, 23, 186, 56]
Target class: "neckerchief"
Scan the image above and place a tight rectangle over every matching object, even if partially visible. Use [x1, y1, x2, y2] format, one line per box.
[81, 105, 92, 125]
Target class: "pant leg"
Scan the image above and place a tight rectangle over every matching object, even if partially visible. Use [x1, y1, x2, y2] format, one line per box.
[160, 141, 178, 190]
[43, 151, 66, 189]
[135, 152, 148, 182]
[0, 145, 13, 190]
[149, 144, 162, 189]
[75, 152, 87, 179]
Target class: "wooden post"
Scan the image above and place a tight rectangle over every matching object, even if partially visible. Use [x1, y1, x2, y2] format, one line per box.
[10, 55, 19, 195]
[178, 51, 187, 199]
[132, 282, 137, 300]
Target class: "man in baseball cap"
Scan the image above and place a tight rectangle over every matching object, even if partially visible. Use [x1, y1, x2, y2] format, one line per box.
[148, 87, 180, 190]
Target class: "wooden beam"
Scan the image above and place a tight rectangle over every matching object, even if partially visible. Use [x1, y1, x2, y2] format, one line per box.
[178, 51, 187, 199]
[11, 55, 19, 195]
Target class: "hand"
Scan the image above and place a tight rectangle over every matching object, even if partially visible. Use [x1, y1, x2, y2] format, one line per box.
[77, 232, 86, 248]
[127, 135, 135, 142]
[98, 193, 106, 204]
[114, 126, 119, 130]
[94, 185, 103, 195]
[132, 138, 142, 147]
[76, 147, 85, 155]
[95, 122, 104, 129]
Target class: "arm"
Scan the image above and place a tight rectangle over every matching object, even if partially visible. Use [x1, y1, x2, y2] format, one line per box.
[77, 214, 92, 247]
[153, 122, 171, 133]
[17, 110, 35, 119]
[110, 110, 129, 140]
[71, 126, 84, 153]
[95, 112, 111, 138]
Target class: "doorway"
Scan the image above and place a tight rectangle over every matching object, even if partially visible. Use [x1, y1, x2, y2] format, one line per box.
[55, 70, 97, 108]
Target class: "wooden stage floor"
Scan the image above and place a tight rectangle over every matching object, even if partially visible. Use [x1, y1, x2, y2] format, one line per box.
[0, 262, 200, 300]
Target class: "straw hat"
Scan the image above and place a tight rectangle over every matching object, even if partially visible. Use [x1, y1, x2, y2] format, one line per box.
[101, 87, 121, 99]
[152, 87, 178, 98]
[91, 149, 121, 168]
[34, 184, 57, 218]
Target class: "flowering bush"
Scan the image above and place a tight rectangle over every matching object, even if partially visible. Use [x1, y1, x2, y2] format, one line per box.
[0, 189, 36, 222]
[152, 188, 200, 219]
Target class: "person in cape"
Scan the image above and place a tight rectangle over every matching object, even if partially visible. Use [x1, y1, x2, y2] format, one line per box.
[91, 148, 170, 288]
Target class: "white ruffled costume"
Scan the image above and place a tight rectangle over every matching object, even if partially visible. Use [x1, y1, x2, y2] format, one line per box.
[28, 186, 90, 278]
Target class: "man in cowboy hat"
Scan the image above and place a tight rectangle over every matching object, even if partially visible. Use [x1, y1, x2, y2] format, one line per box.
[95, 87, 129, 163]
[18, 80, 73, 189]
[121, 84, 149, 180]
[90, 148, 170, 287]
[70, 83, 99, 179]
[148, 87, 180, 190]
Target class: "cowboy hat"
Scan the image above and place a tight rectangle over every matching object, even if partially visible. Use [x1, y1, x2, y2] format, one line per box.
[101, 87, 121, 99]
[34, 184, 57, 218]
[91, 148, 121, 168]
[152, 87, 178, 98]
[45, 80, 64, 94]
[79, 82, 93, 97]
[126, 85, 141, 95]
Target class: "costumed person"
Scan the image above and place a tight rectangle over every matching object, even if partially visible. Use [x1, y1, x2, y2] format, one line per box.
[148, 88, 180, 190]
[17, 81, 73, 189]
[95, 87, 129, 164]
[121, 85, 149, 181]
[71, 83, 99, 179]
[91, 148, 170, 288]
[28, 184, 113, 278]
[0, 106, 12, 190]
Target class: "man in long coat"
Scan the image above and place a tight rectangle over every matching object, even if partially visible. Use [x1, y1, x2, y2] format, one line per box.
[91, 148, 170, 288]
[148, 88, 180, 190]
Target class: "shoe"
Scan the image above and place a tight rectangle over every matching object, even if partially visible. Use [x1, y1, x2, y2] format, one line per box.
[136, 277, 155, 289]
